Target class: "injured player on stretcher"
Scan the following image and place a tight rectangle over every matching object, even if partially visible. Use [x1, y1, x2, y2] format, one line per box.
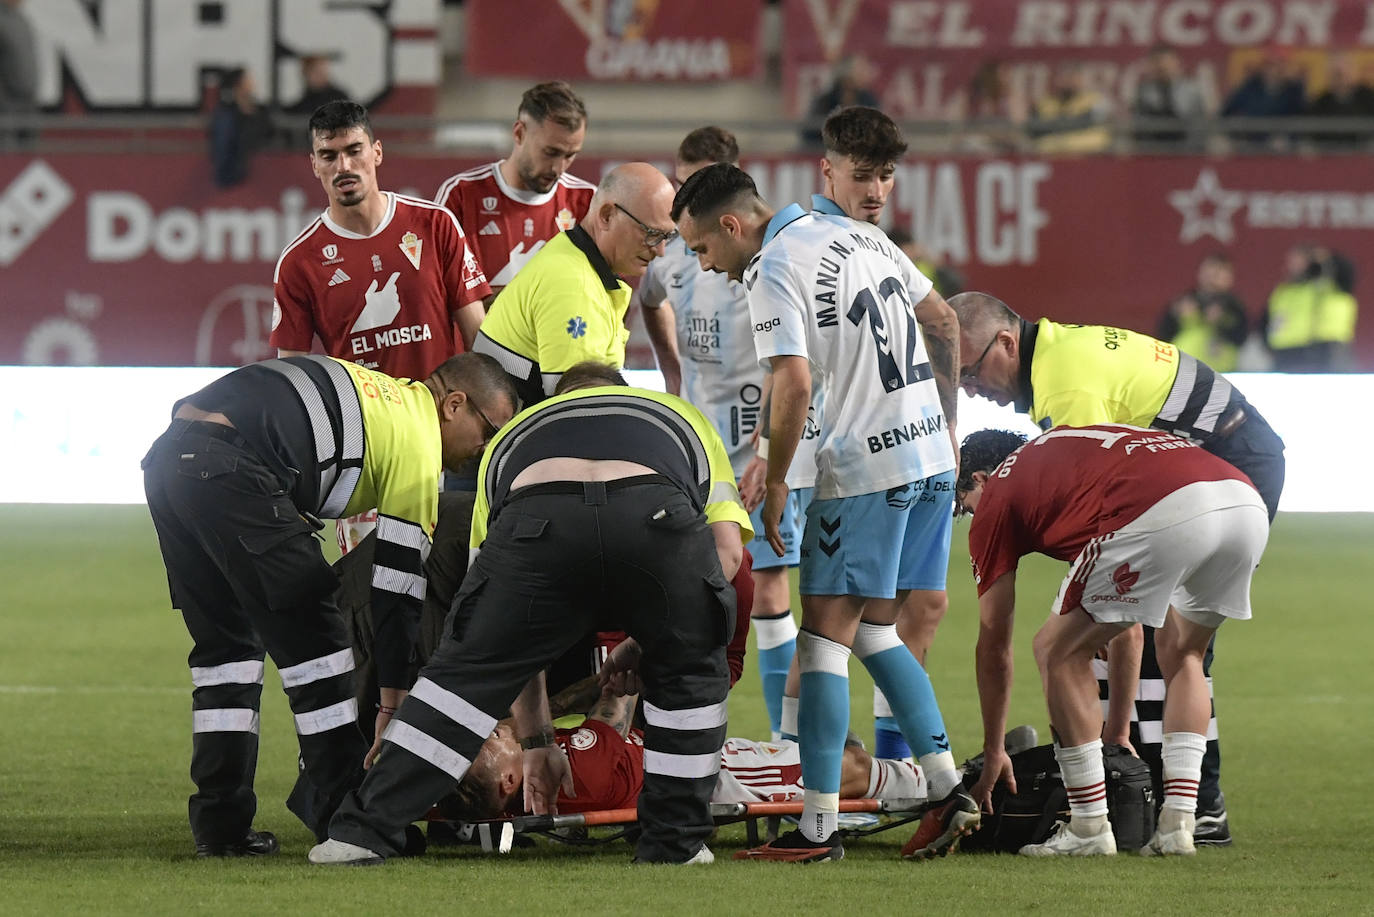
[444, 680, 927, 820]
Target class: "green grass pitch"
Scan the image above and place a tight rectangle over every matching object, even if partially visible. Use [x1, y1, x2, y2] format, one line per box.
[1, 506, 1371, 915]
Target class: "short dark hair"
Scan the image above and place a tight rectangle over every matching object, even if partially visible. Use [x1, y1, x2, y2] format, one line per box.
[554, 361, 628, 394]
[518, 81, 588, 133]
[429, 353, 521, 415]
[957, 429, 1028, 503]
[822, 106, 907, 169]
[677, 126, 739, 167]
[309, 100, 373, 143]
[671, 162, 760, 223]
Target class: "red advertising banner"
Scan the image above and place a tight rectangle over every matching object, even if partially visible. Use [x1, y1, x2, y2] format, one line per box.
[26, 0, 439, 115]
[1, 151, 1370, 369]
[783, 0, 1374, 117]
[465, 0, 763, 81]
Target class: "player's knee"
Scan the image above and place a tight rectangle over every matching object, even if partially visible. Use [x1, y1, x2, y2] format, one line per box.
[750, 567, 792, 617]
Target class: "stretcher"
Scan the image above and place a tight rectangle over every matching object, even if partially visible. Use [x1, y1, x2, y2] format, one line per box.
[429, 797, 926, 854]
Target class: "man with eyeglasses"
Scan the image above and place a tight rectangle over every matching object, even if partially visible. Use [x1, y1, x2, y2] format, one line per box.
[473, 161, 678, 407]
[949, 290, 1286, 850]
[142, 352, 518, 857]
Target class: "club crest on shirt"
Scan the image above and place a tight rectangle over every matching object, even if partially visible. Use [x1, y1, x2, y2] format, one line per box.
[556, 208, 575, 231]
[321, 243, 344, 265]
[570, 728, 597, 750]
[481, 196, 499, 214]
[399, 232, 423, 269]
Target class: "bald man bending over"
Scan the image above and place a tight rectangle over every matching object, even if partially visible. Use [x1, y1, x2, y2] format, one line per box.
[473, 162, 679, 406]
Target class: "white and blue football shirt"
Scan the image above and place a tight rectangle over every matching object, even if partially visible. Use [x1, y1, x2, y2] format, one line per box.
[745, 206, 954, 499]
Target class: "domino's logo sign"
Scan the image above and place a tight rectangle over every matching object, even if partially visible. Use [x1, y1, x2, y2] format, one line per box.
[0, 161, 74, 266]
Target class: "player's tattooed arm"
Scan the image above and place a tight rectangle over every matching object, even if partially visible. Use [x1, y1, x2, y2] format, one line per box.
[587, 686, 638, 739]
[914, 288, 960, 431]
[547, 675, 602, 720]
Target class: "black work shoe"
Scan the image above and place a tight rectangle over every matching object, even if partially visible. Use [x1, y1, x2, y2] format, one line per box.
[1194, 796, 1232, 847]
[196, 829, 280, 858]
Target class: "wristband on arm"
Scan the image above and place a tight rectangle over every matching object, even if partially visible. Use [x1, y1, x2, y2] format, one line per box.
[519, 729, 558, 750]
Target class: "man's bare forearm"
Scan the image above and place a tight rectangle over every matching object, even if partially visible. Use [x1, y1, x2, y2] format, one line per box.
[915, 289, 960, 431]
[587, 687, 638, 739]
[766, 355, 811, 486]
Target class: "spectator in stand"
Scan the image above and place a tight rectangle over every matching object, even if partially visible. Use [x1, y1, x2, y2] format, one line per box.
[209, 68, 277, 188]
[290, 55, 350, 116]
[1221, 49, 1306, 150]
[1027, 63, 1112, 154]
[1263, 245, 1358, 372]
[1158, 252, 1249, 373]
[1131, 44, 1206, 150]
[800, 53, 881, 149]
[0, 0, 37, 150]
[951, 58, 1028, 153]
[887, 227, 965, 299]
[1306, 53, 1374, 150]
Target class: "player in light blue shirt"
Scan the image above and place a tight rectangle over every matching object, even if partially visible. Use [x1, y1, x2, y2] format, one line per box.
[803, 107, 958, 764]
[673, 160, 977, 863]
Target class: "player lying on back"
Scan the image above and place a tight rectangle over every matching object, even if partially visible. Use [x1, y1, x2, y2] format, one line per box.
[445, 680, 926, 821]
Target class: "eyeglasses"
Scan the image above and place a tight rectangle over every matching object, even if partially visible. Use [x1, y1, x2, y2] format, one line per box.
[615, 203, 678, 248]
[960, 336, 998, 384]
[465, 394, 500, 439]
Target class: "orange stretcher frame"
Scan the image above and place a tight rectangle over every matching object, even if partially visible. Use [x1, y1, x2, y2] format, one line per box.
[428, 797, 926, 854]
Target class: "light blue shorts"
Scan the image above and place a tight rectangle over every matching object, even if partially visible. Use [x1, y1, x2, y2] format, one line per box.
[748, 486, 811, 570]
[799, 471, 955, 598]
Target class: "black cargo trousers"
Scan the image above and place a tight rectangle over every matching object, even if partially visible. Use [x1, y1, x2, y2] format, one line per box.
[328, 475, 735, 864]
[142, 419, 367, 846]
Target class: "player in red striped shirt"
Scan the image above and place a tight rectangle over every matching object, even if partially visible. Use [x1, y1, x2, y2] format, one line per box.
[273, 101, 492, 552]
[447, 686, 925, 820]
[434, 82, 596, 293]
[958, 426, 1269, 857]
[273, 101, 490, 379]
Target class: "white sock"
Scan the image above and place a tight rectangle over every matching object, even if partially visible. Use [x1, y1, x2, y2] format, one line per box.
[1161, 731, 1206, 830]
[800, 790, 838, 843]
[919, 751, 960, 799]
[780, 695, 799, 740]
[873, 685, 893, 718]
[1054, 739, 1109, 832]
[753, 612, 799, 649]
[866, 758, 926, 802]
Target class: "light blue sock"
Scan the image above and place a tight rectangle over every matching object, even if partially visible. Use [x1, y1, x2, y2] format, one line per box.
[854, 624, 950, 759]
[796, 630, 851, 801]
[753, 613, 798, 738]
